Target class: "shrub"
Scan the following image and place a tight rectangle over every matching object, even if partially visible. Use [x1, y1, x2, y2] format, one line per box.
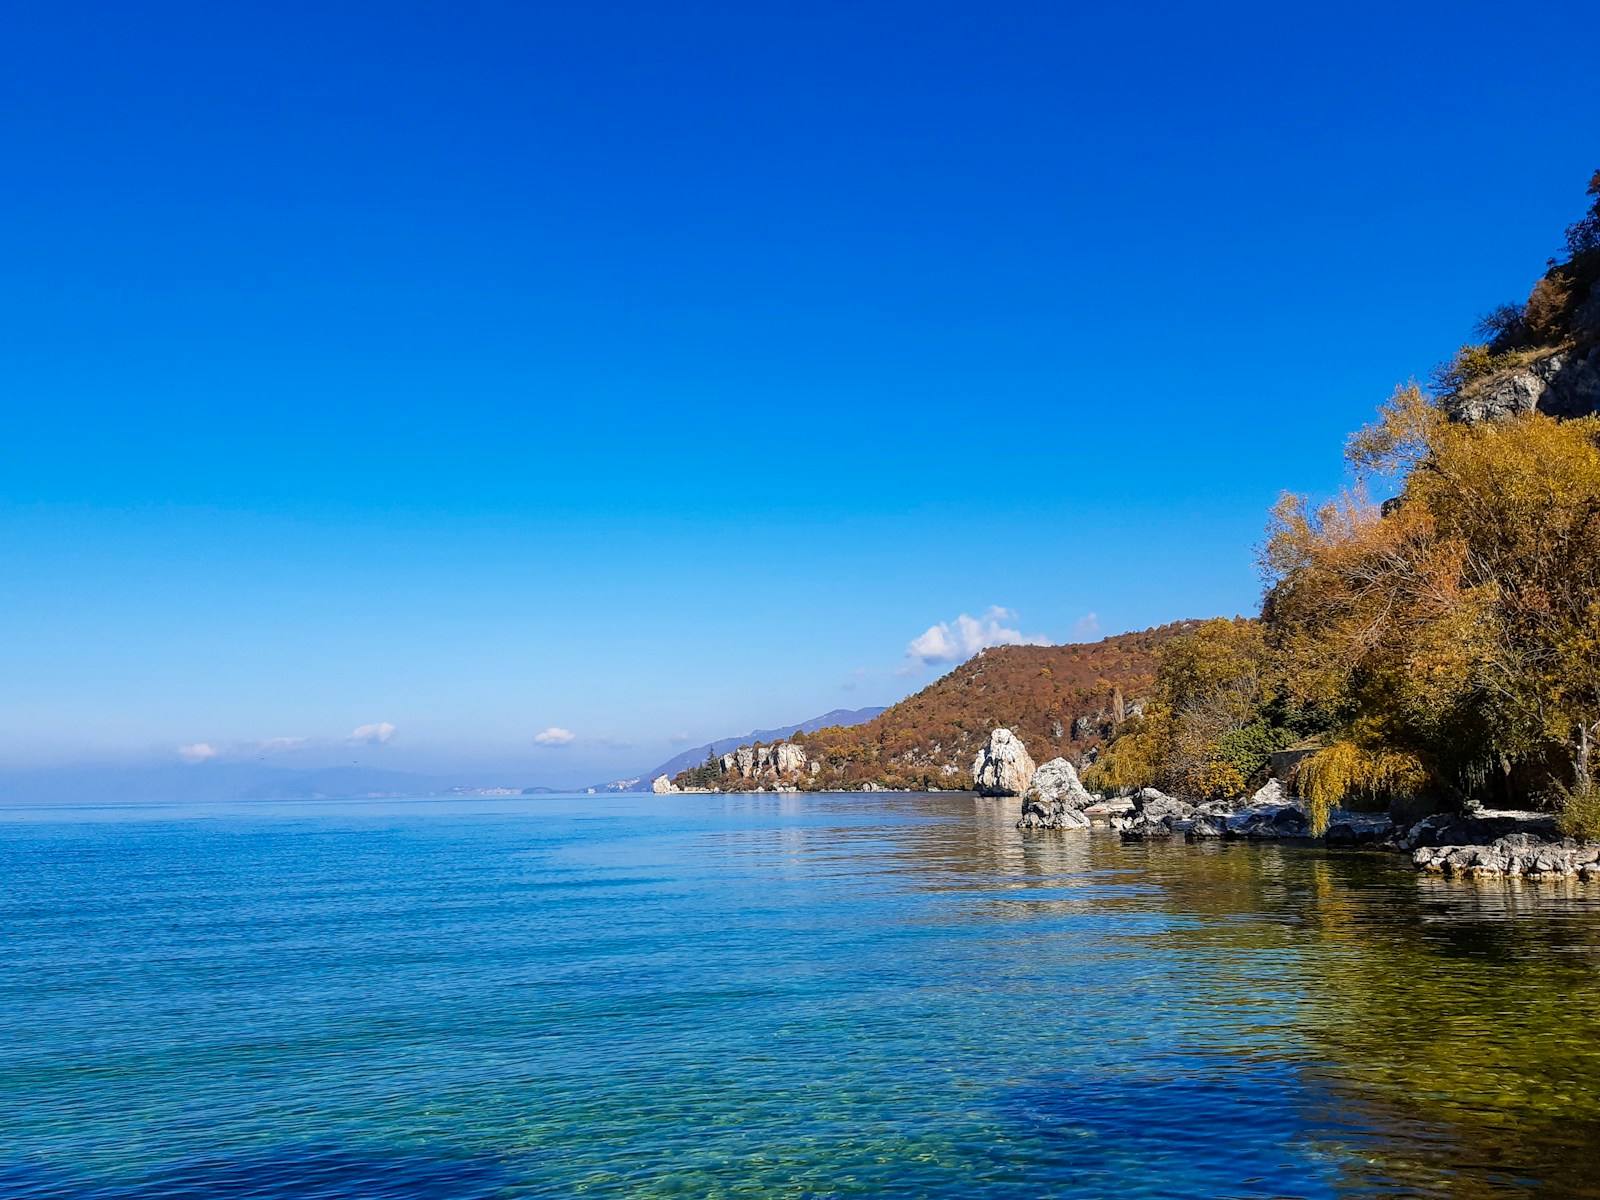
[1556, 781, 1600, 842]
[1212, 720, 1298, 787]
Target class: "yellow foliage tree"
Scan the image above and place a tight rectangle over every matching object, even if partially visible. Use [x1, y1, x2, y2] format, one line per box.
[1264, 384, 1600, 824]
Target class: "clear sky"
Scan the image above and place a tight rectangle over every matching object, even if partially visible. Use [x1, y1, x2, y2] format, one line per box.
[2, 0, 1596, 786]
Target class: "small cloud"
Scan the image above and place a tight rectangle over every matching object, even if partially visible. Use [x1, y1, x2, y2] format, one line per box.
[255, 737, 309, 754]
[347, 722, 397, 745]
[178, 743, 219, 764]
[842, 666, 871, 691]
[1071, 612, 1102, 640]
[534, 727, 575, 746]
[669, 732, 693, 744]
[904, 605, 1051, 666]
[598, 736, 633, 750]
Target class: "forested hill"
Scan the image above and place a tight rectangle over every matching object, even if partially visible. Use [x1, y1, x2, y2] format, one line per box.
[677, 622, 1198, 791]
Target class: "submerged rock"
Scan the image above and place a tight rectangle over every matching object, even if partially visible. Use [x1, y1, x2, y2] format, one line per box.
[971, 728, 1036, 797]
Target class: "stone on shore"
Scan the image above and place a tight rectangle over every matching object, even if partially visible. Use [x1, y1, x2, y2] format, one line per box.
[1413, 832, 1600, 879]
[1112, 788, 1195, 838]
[651, 775, 680, 794]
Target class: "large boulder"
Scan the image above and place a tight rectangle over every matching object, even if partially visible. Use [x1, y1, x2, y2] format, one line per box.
[1017, 759, 1094, 830]
[651, 775, 680, 794]
[971, 728, 1036, 797]
[1027, 758, 1096, 810]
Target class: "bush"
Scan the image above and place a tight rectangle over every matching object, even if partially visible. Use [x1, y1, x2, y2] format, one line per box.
[1556, 781, 1600, 842]
[1212, 721, 1297, 787]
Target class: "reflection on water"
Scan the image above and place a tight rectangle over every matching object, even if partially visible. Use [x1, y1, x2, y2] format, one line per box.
[2, 791, 1598, 1198]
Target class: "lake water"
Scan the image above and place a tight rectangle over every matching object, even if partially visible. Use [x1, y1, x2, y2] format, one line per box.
[3, 791, 1599, 1199]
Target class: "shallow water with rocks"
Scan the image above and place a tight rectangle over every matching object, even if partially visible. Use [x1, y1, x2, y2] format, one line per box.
[3, 791, 1599, 1198]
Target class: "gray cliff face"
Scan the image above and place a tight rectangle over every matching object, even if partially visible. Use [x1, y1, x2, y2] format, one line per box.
[1017, 758, 1095, 830]
[971, 728, 1036, 797]
[1446, 342, 1600, 424]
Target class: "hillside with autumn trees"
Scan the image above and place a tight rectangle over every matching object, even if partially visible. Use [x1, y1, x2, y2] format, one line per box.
[679, 171, 1600, 840]
[676, 623, 1194, 792]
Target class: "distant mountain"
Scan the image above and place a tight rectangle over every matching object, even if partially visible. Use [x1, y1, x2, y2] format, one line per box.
[598, 706, 889, 792]
[0, 762, 461, 805]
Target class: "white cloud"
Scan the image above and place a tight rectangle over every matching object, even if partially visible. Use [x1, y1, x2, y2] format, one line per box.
[255, 737, 309, 754]
[904, 606, 1051, 666]
[178, 742, 219, 764]
[347, 722, 397, 745]
[1071, 612, 1102, 640]
[534, 726, 576, 746]
[669, 732, 693, 744]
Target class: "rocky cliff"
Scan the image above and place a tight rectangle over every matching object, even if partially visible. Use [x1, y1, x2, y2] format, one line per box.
[1446, 338, 1600, 424]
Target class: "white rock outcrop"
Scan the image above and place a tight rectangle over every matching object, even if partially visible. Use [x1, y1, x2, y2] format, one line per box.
[715, 742, 810, 784]
[651, 775, 680, 794]
[1026, 758, 1096, 811]
[971, 728, 1036, 797]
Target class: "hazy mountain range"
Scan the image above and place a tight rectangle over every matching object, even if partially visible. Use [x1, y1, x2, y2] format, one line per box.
[593, 707, 889, 792]
[0, 707, 890, 806]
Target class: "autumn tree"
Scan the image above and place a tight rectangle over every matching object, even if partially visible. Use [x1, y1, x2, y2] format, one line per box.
[1262, 384, 1600, 829]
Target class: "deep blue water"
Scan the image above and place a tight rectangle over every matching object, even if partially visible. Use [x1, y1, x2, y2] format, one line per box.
[4, 791, 1599, 1198]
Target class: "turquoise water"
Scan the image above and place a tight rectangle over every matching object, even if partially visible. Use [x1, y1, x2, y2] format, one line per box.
[4, 791, 1600, 1198]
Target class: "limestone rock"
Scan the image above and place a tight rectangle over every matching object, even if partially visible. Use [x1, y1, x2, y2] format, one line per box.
[1027, 758, 1096, 810]
[1397, 809, 1560, 851]
[651, 775, 680, 795]
[1082, 796, 1135, 824]
[1113, 789, 1195, 838]
[1224, 801, 1310, 840]
[1411, 831, 1598, 879]
[1446, 346, 1600, 423]
[1017, 759, 1094, 830]
[1323, 811, 1396, 847]
[971, 728, 1036, 797]
[712, 741, 812, 786]
[1018, 800, 1090, 830]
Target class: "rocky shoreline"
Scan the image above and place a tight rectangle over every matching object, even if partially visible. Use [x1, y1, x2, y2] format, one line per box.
[965, 727, 1600, 883]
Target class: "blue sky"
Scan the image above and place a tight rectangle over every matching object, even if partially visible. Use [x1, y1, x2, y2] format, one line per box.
[2, 0, 1596, 785]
